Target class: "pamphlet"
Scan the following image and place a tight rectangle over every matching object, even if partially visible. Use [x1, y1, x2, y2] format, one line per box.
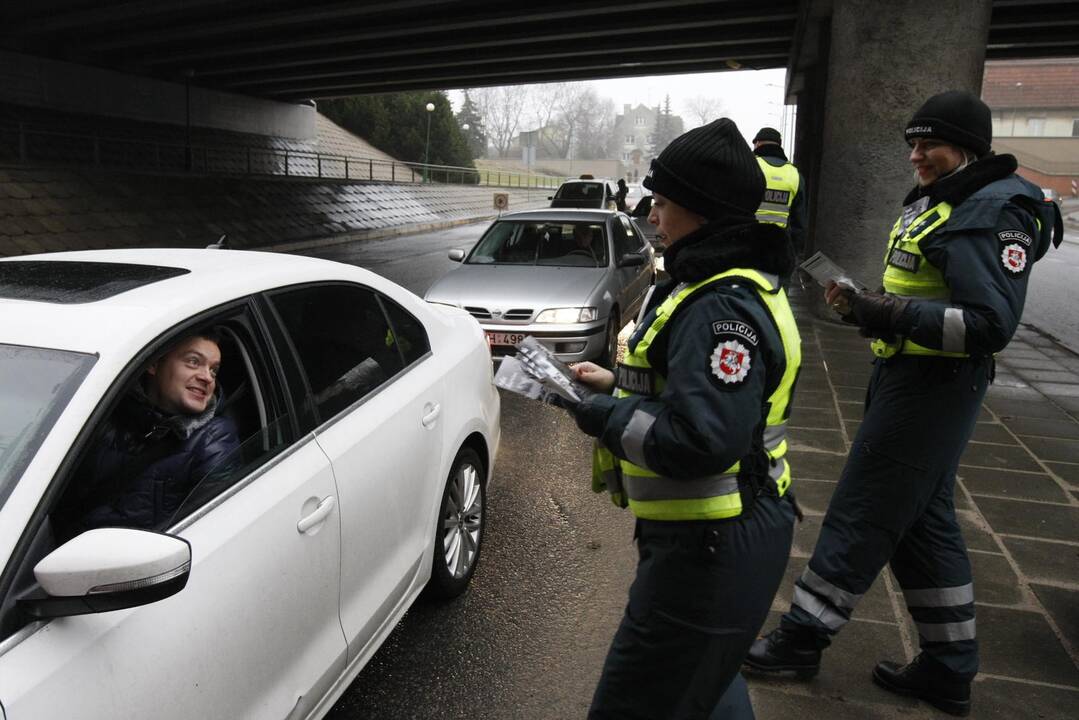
[493, 336, 590, 405]
[798, 251, 867, 292]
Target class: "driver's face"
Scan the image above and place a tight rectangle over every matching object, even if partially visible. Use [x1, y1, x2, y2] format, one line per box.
[147, 336, 221, 415]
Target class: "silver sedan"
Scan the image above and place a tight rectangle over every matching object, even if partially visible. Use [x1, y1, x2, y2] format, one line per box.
[425, 209, 656, 366]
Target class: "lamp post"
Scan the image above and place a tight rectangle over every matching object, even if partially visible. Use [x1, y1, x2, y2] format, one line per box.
[423, 101, 435, 182]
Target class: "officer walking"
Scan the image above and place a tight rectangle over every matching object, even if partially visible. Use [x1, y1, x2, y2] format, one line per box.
[752, 127, 808, 258]
[560, 118, 802, 719]
[745, 91, 1063, 717]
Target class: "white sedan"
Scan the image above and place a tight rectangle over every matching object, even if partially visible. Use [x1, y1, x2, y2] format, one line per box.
[0, 249, 500, 720]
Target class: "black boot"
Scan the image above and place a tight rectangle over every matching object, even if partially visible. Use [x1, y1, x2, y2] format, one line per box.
[743, 627, 821, 679]
[872, 653, 971, 717]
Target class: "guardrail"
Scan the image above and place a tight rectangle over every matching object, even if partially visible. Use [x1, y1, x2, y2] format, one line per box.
[0, 123, 564, 189]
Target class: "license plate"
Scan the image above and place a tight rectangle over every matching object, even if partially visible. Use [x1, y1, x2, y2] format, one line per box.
[485, 331, 526, 347]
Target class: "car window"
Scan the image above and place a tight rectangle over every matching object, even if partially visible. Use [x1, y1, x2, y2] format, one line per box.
[0, 344, 95, 511]
[555, 182, 602, 201]
[51, 309, 290, 540]
[611, 218, 639, 257]
[268, 283, 405, 424]
[382, 297, 431, 366]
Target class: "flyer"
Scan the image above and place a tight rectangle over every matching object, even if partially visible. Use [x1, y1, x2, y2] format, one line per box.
[798, 251, 867, 292]
[493, 336, 590, 405]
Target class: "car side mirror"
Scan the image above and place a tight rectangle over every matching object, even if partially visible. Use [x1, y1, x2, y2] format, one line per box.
[18, 528, 191, 619]
[618, 253, 646, 268]
[547, 196, 553, 201]
[448, 248, 466, 262]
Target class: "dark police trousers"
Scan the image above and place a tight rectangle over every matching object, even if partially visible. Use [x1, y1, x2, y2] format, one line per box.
[780, 354, 992, 680]
[589, 493, 795, 719]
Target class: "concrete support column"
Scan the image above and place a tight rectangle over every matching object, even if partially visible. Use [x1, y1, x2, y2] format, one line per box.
[811, 0, 991, 309]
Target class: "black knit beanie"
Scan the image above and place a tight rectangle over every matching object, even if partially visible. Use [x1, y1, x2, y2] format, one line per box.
[642, 118, 764, 220]
[904, 90, 992, 157]
[753, 127, 782, 144]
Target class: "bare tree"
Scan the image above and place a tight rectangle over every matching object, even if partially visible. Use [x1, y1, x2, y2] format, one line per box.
[682, 95, 725, 128]
[473, 85, 530, 158]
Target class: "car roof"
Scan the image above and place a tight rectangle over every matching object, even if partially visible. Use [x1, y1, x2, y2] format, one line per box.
[0, 248, 387, 354]
[496, 208, 617, 222]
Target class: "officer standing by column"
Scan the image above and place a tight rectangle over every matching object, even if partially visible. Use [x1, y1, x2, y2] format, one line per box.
[558, 118, 803, 719]
[745, 91, 1063, 717]
[752, 127, 809, 259]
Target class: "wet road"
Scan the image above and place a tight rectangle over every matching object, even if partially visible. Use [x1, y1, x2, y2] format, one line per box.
[305, 224, 638, 719]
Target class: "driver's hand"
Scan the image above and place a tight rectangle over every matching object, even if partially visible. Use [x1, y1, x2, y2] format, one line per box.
[572, 362, 615, 392]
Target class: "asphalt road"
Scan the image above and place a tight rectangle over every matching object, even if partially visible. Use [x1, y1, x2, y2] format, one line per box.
[307, 224, 639, 719]
[1021, 226, 1079, 353]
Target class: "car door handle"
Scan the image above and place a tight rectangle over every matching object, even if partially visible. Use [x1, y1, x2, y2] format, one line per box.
[421, 402, 441, 429]
[297, 496, 336, 534]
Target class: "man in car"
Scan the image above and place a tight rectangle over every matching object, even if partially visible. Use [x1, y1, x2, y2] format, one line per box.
[57, 329, 241, 537]
[571, 223, 600, 262]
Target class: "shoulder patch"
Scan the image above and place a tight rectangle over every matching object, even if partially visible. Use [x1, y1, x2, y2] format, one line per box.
[998, 229, 1032, 247]
[1000, 243, 1028, 275]
[710, 319, 759, 346]
[711, 339, 752, 384]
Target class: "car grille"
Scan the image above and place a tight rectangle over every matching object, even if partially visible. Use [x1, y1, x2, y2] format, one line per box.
[465, 307, 534, 321]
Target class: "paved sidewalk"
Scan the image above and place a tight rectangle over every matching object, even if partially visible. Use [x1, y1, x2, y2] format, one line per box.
[747, 278, 1079, 719]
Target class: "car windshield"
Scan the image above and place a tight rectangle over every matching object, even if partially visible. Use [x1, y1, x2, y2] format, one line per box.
[0, 343, 96, 511]
[466, 221, 608, 268]
[555, 183, 605, 202]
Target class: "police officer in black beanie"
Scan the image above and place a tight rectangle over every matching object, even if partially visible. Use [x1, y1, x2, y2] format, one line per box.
[559, 118, 803, 719]
[747, 90, 1063, 716]
[752, 126, 809, 261]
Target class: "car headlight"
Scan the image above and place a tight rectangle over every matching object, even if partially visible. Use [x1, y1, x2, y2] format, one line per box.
[535, 307, 597, 323]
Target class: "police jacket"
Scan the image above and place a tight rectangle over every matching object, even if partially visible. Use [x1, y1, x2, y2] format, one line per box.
[65, 386, 241, 533]
[754, 144, 808, 253]
[574, 221, 798, 518]
[882, 154, 1061, 358]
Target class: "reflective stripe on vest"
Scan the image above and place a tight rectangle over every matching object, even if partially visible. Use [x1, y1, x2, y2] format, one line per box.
[870, 200, 970, 359]
[755, 157, 800, 228]
[591, 268, 801, 520]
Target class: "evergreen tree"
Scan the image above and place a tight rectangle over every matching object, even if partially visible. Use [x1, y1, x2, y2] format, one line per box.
[652, 95, 679, 156]
[455, 91, 487, 159]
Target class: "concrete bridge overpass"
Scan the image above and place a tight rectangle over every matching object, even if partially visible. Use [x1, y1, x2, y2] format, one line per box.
[2, 0, 1077, 287]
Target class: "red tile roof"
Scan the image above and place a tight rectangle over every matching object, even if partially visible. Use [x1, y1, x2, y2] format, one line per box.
[983, 59, 1079, 110]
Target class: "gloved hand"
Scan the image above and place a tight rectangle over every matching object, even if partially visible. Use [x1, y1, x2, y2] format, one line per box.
[848, 290, 909, 336]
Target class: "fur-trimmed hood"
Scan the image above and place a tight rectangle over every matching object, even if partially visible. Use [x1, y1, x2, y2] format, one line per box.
[663, 220, 796, 284]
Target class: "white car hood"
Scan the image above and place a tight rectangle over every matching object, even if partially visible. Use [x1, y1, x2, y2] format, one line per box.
[426, 264, 606, 310]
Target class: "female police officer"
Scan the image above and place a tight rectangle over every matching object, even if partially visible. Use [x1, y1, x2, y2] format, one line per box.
[747, 91, 1062, 717]
[563, 118, 802, 719]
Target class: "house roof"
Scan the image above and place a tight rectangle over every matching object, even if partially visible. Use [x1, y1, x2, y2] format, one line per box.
[983, 59, 1079, 110]
[994, 137, 1079, 175]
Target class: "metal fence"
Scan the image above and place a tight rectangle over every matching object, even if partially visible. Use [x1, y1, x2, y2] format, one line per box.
[0, 123, 564, 189]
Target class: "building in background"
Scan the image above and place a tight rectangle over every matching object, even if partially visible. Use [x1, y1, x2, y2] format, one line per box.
[983, 59, 1079, 198]
[612, 104, 685, 183]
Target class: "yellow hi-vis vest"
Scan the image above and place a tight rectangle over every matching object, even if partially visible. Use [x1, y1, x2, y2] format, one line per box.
[592, 268, 802, 521]
[755, 157, 800, 228]
[870, 200, 970, 359]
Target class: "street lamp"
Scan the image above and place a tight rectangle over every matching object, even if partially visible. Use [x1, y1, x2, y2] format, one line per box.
[423, 101, 435, 182]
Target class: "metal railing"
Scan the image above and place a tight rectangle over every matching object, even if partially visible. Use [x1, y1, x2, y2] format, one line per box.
[0, 123, 564, 189]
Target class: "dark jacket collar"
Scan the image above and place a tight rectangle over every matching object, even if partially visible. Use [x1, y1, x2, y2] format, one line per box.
[904, 153, 1018, 207]
[753, 144, 789, 162]
[118, 382, 221, 440]
[663, 220, 796, 284]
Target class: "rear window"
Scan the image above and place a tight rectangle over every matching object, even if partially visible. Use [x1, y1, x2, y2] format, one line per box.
[556, 183, 605, 201]
[0, 261, 189, 303]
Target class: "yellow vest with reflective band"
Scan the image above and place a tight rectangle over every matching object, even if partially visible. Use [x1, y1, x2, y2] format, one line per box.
[591, 268, 801, 521]
[755, 157, 800, 228]
[870, 200, 971, 359]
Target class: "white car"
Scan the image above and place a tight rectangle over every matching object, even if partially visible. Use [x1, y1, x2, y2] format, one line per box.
[0, 249, 500, 720]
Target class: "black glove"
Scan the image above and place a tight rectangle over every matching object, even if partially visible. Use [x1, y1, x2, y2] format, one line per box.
[848, 290, 909, 336]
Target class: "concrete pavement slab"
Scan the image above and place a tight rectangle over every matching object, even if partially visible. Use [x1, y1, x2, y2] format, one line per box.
[960, 467, 1072, 502]
[974, 495, 1079, 542]
[968, 550, 1026, 606]
[1002, 537, 1079, 586]
[977, 605, 1079, 686]
[1030, 584, 1079, 657]
[960, 443, 1043, 473]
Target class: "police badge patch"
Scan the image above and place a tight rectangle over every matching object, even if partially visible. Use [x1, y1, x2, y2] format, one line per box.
[1000, 242, 1027, 275]
[711, 339, 751, 384]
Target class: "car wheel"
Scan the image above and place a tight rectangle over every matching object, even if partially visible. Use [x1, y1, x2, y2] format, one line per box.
[598, 313, 620, 369]
[426, 446, 485, 599]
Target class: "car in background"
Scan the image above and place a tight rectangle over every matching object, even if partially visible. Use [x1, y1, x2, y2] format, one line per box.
[629, 193, 660, 251]
[624, 182, 649, 212]
[1042, 187, 1057, 203]
[425, 208, 656, 367]
[548, 178, 618, 210]
[0, 249, 500, 720]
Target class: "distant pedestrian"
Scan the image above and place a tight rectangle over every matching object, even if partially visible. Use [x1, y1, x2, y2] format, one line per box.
[615, 178, 629, 212]
[746, 90, 1063, 717]
[558, 118, 802, 719]
[752, 127, 808, 260]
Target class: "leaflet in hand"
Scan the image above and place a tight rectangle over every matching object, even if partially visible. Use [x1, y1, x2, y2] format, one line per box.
[493, 336, 589, 404]
[798, 251, 867, 292]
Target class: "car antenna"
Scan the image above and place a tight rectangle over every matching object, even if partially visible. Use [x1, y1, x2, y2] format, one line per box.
[206, 234, 229, 250]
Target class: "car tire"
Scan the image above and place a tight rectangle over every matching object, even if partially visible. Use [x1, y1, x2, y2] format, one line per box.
[425, 446, 486, 600]
[598, 313, 620, 369]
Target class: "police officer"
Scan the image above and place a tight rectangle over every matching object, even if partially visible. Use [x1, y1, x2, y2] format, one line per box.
[562, 118, 802, 719]
[752, 127, 808, 258]
[746, 91, 1063, 717]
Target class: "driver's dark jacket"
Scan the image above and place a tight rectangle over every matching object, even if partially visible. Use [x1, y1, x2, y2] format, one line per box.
[59, 388, 240, 535]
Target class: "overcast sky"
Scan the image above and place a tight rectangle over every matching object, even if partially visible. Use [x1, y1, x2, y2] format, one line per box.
[449, 67, 795, 151]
